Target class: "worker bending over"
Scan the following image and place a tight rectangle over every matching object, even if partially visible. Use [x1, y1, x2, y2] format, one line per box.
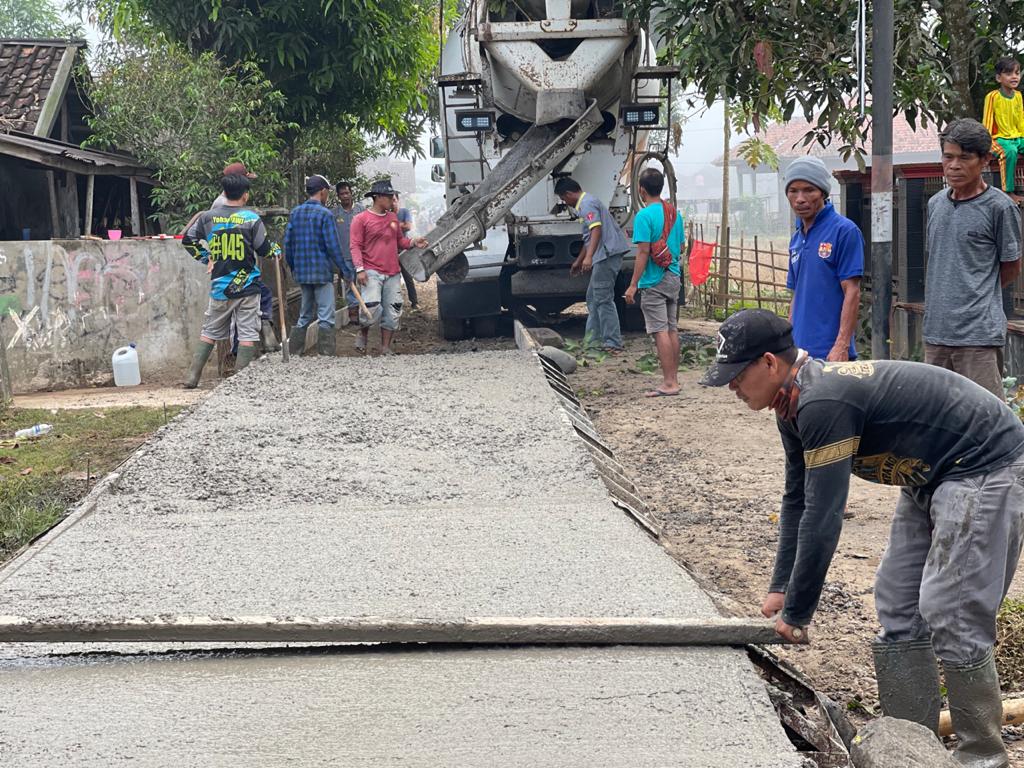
[702, 308, 1024, 768]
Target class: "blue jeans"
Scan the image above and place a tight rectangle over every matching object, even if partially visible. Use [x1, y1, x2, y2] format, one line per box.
[296, 282, 335, 330]
[585, 252, 623, 349]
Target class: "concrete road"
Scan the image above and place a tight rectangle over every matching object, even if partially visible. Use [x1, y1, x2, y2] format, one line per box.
[0, 351, 804, 765]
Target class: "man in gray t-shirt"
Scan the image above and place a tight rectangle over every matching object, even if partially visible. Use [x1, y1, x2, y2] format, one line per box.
[925, 118, 1022, 398]
[331, 181, 365, 320]
[555, 176, 631, 352]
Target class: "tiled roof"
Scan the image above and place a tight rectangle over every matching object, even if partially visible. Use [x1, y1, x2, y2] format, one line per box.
[0, 39, 85, 135]
[720, 113, 941, 164]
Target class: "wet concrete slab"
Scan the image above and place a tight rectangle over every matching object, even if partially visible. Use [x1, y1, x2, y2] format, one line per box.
[0, 646, 804, 767]
[0, 499, 712, 619]
[0, 353, 698, 622]
[0, 352, 802, 764]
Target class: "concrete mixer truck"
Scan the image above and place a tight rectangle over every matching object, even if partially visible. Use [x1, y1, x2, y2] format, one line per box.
[400, 0, 678, 340]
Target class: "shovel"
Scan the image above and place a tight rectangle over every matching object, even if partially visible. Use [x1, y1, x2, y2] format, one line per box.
[272, 256, 290, 362]
[346, 279, 376, 326]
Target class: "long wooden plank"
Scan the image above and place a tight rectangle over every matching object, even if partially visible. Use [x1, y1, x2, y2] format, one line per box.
[0, 615, 794, 645]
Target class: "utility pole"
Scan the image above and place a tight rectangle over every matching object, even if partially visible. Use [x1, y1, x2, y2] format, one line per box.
[870, 0, 894, 358]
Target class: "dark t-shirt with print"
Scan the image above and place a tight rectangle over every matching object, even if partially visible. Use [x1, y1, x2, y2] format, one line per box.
[773, 358, 1024, 626]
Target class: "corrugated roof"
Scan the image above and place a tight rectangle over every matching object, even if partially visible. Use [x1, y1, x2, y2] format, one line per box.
[0, 39, 86, 135]
[0, 130, 152, 177]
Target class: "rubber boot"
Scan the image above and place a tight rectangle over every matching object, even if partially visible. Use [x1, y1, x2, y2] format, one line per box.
[317, 325, 336, 357]
[260, 319, 280, 353]
[944, 651, 1009, 768]
[872, 638, 942, 735]
[183, 341, 215, 389]
[235, 344, 258, 372]
[287, 325, 306, 356]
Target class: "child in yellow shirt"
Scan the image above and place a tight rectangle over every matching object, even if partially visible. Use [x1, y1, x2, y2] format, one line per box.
[982, 56, 1024, 198]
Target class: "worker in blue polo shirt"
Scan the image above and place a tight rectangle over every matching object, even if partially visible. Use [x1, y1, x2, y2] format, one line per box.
[784, 156, 864, 361]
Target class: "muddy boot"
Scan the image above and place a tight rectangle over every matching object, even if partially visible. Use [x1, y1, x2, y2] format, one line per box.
[235, 344, 258, 372]
[944, 651, 1009, 768]
[287, 325, 306, 356]
[260, 319, 280, 353]
[183, 341, 214, 389]
[317, 326, 336, 357]
[872, 638, 942, 735]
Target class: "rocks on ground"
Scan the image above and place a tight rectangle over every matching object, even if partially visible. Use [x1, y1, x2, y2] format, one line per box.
[851, 717, 957, 768]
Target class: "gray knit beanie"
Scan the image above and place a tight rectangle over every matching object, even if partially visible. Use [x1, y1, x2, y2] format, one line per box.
[783, 156, 832, 195]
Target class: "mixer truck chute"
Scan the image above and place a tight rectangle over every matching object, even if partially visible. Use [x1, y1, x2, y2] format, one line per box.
[412, 0, 676, 340]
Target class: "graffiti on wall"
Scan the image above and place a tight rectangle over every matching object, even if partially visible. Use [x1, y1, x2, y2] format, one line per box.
[1, 241, 184, 353]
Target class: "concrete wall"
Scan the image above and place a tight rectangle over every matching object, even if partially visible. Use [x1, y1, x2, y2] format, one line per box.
[0, 239, 207, 393]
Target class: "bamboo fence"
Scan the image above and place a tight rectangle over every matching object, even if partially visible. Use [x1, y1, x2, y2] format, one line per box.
[685, 223, 792, 319]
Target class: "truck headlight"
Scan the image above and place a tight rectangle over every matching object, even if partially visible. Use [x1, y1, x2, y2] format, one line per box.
[621, 103, 660, 127]
[454, 110, 495, 132]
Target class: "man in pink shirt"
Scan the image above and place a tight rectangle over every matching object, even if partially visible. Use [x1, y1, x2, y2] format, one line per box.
[350, 180, 427, 354]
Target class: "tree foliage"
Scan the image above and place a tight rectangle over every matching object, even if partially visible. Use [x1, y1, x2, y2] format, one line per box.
[0, 0, 80, 37]
[88, 0, 440, 150]
[635, 0, 1024, 155]
[84, 36, 289, 226]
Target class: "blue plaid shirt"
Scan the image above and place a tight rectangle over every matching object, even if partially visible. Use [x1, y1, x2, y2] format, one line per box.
[284, 199, 352, 284]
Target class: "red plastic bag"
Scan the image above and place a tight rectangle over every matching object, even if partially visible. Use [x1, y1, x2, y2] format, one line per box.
[689, 240, 715, 286]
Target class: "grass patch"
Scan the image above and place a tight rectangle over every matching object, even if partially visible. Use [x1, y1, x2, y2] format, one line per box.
[563, 333, 609, 366]
[997, 598, 1024, 690]
[0, 406, 181, 559]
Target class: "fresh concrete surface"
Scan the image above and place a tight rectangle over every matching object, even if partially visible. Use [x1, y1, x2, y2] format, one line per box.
[0, 353, 708, 621]
[0, 646, 804, 767]
[0, 351, 802, 765]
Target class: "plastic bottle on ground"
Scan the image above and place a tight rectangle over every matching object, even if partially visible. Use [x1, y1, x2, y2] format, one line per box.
[15, 424, 52, 439]
[112, 344, 141, 387]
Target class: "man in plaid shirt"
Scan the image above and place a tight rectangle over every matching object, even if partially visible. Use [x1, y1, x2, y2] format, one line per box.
[284, 174, 353, 356]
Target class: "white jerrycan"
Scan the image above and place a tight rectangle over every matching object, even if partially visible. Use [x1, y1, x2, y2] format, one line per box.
[112, 344, 141, 387]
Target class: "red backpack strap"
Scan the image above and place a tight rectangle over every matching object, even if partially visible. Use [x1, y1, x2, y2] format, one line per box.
[650, 201, 676, 267]
[660, 200, 676, 237]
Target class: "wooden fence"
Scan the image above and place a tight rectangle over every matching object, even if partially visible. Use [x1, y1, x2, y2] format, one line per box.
[685, 223, 791, 319]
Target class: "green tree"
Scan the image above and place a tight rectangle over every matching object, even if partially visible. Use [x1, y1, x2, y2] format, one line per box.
[635, 0, 1024, 154]
[87, 0, 440, 150]
[85, 35, 289, 226]
[0, 0, 79, 37]
[279, 119, 379, 201]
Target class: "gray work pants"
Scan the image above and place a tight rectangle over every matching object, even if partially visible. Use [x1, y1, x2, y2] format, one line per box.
[584, 251, 623, 350]
[874, 459, 1024, 665]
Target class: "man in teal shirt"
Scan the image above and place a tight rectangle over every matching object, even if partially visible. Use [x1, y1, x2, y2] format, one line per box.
[625, 168, 685, 396]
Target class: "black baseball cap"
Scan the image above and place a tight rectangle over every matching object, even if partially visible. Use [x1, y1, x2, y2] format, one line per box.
[700, 309, 794, 387]
[305, 174, 331, 194]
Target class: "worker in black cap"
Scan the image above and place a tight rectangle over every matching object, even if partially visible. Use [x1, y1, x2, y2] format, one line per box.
[283, 174, 353, 356]
[702, 308, 1024, 766]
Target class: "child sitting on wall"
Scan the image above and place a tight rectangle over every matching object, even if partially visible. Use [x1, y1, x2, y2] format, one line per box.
[983, 56, 1024, 202]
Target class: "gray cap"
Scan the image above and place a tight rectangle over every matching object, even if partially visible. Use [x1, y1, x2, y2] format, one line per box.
[783, 156, 832, 195]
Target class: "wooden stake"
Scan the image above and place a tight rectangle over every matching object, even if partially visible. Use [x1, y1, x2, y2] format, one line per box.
[940, 699, 1024, 737]
[0, 615, 797, 646]
[754, 235, 763, 309]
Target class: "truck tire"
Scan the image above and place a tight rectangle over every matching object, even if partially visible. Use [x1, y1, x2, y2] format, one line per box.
[440, 315, 467, 341]
[616, 298, 645, 332]
[472, 315, 499, 338]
